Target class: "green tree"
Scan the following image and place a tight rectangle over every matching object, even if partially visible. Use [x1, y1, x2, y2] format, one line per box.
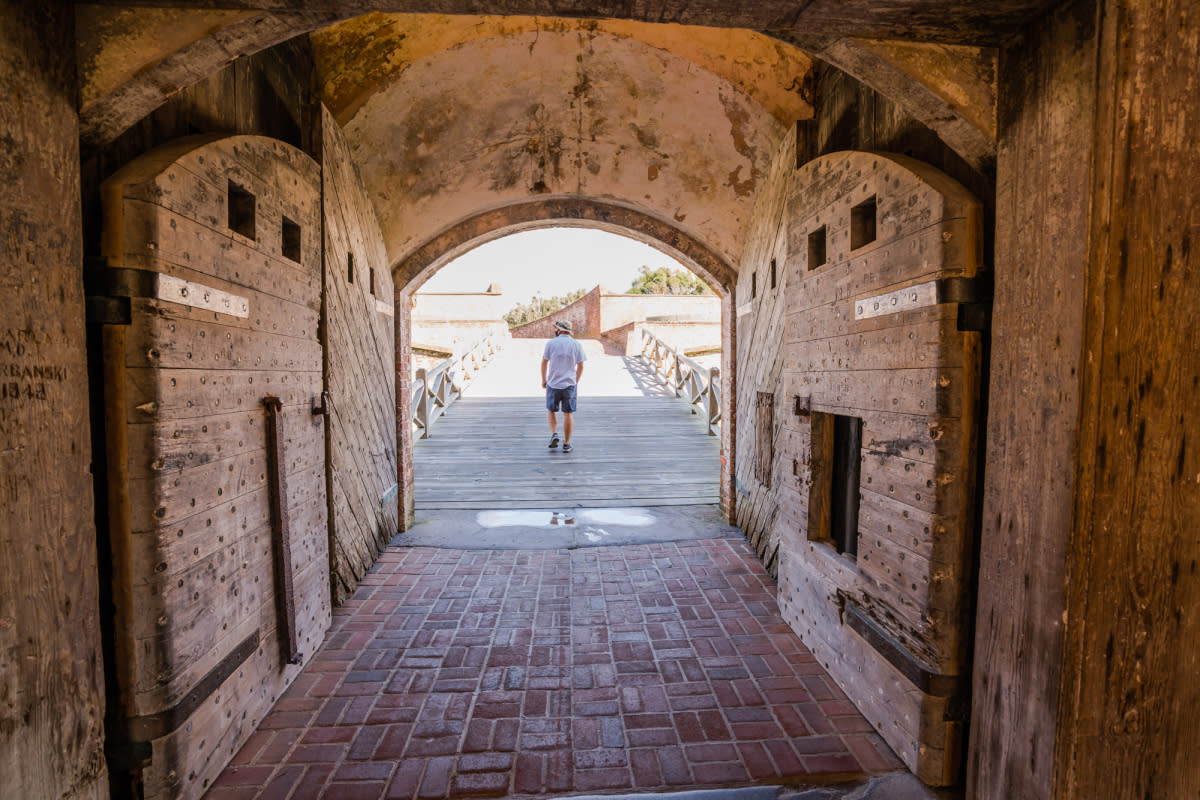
[626, 266, 712, 295]
[504, 288, 587, 327]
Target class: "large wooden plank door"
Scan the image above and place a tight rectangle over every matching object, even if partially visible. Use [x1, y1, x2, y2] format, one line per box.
[98, 135, 330, 800]
[775, 151, 984, 785]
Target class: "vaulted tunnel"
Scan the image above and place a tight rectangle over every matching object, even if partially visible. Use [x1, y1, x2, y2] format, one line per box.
[4, 4, 1199, 800]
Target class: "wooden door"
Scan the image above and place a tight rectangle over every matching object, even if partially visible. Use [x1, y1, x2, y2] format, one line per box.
[98, 135, 330, 800]
[775, 151, 984, 785]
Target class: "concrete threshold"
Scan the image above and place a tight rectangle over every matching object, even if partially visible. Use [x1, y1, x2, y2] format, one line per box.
[395, 503, 741, 549]
[530, 773, 956, 800]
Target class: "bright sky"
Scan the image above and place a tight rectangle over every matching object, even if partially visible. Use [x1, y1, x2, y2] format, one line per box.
[417, 228, 688, 305]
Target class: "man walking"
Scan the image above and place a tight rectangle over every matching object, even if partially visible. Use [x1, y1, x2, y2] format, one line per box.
[541, 319, 586, 453]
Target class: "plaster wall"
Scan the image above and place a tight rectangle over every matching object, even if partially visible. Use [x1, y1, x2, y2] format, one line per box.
[344, 27, 783, 271]
[628, 322, 723, 356]
[600, 293, 721, 327]
[312, 15, 814, 130]
[412, 291, 509, 323]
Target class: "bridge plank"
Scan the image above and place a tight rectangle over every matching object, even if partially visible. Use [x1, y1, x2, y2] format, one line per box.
[413, 340, 721, 509]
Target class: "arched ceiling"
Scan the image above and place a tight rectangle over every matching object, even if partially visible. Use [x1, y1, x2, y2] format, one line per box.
[74, 3, 1010, 166]
[310, 14, 815, 127]
[72, 2, 1028, 284]
[328, 17, 798, 272]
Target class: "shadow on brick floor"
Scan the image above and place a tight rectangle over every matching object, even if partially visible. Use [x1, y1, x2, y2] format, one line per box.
[205, 539, 939, 800]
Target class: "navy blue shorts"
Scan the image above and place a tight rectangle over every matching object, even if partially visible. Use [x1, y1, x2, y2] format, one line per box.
[545, 385, 578, 413]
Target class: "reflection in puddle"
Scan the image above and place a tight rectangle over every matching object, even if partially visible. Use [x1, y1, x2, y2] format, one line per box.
[580, 508, 655, 526]
[475, 508, 655, 528]
[475, 510, 569, 528]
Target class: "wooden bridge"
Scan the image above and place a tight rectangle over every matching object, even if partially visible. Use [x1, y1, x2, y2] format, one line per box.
[412, 337, 720, 509]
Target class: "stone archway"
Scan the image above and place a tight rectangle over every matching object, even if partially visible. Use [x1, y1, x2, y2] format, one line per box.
[392, 198, 739, 527]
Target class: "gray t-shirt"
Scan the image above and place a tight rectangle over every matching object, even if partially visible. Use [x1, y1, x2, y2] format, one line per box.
[543, 334, 586, 389]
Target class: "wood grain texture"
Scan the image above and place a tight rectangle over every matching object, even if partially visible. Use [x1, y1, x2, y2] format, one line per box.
[101, 135, 330, 800]
[1058, 1, 1200, 797]
[966, 4, 1099, 798]
[772, 150, 982, 785]
[733, 124, 794, 571]
[320, 107, 398, 604]
[0, 3, 108, 798]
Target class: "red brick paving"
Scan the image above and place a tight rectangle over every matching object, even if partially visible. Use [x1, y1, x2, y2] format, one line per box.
[206, 539, 901, 799]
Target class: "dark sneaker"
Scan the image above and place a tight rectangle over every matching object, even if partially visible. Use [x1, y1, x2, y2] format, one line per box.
[549, 433, 560, 449]
[562, 442, 573, 453]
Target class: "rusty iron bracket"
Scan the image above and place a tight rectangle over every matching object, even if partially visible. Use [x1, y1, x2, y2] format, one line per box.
[843, 600, 963, 697]
[312, 390, 329, 417]
[125, 629, 260, 742]
[946, 273, 993, 332]
[262, 396, 302, 665]
[937, 275, 991, 304]
[86, 295, 131, 325]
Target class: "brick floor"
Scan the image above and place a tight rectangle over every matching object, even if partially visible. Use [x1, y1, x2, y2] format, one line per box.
[206, 539, 902, 799]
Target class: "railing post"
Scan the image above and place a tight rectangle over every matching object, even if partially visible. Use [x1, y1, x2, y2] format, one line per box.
[416, 368, 431, 438]
[635, 328, 720, 435]
[707, 366, 720, 436]
[412, 332, 508, 440]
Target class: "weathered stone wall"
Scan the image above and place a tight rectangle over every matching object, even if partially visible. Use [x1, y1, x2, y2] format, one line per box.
[0, 3, 108, 799]
[510, 287, 602, 340]
[320, 106, 399, 604]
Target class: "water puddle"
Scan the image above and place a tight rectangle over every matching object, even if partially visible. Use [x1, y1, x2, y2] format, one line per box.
[577, 508, 655, 526]
[475, 508, 655, 528]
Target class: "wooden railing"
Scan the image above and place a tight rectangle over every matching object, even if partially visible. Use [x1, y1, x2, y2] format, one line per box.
[640, 327, 721, 436]
[412, 329, 506, 439]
